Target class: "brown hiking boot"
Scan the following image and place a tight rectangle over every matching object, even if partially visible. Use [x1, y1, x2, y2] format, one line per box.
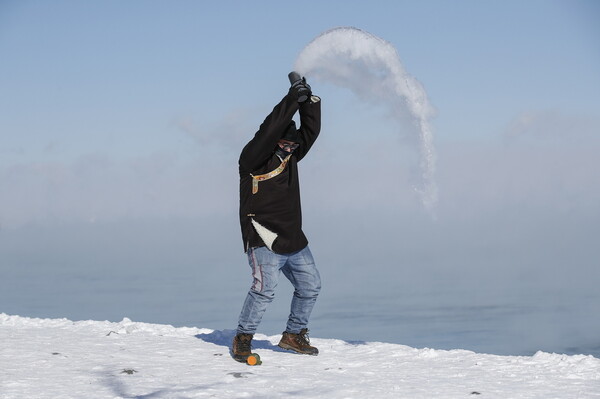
[278, 328, 319, 355]
[232, 333, 253, 362]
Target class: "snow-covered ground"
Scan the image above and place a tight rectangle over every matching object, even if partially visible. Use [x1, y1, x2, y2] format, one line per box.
[1, 314, 599, 398]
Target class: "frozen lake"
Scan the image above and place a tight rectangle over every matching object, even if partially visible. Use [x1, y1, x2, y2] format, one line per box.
[1, 217, 599, 358]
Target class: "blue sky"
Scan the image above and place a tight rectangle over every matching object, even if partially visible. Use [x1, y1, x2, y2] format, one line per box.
[0, 0, 598, 230]
[1, 0, 600, 354]
[1, 0, 598, 168]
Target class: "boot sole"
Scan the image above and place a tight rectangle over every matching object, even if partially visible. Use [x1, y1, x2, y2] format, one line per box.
[278, 342, 319, 356]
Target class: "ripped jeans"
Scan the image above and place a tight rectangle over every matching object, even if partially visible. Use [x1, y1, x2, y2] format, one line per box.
[236, 245, 321, 335]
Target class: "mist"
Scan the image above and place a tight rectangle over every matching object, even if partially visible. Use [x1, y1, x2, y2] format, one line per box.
[295, 27, 438, 212]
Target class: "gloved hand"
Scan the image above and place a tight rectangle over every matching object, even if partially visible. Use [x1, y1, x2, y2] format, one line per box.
[288, 73, 312, 103]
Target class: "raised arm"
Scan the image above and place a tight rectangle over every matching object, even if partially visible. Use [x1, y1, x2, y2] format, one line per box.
[239, 93, 299, 172]
[294, 95, 321, 162]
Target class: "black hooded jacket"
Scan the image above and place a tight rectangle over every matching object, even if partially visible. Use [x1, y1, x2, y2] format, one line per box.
[238, 92, 321, 254]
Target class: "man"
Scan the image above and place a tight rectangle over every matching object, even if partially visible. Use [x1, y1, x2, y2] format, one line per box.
[232, 73, 321, 362]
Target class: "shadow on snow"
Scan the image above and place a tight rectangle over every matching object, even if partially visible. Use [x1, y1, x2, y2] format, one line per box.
[195, 329, 290, 352]
[195, 328, 367, 350]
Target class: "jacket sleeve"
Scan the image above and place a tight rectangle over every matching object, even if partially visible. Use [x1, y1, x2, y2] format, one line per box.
[239, 93, 299, 172]
[294, 96, 321, 162]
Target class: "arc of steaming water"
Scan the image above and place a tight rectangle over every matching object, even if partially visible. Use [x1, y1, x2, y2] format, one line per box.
[294, 27, 438, 212]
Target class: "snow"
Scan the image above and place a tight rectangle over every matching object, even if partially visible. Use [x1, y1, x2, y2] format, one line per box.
[1, 314, 599, 398]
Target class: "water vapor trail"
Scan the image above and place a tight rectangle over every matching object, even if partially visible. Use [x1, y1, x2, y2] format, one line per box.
[295, 27, 438, 212]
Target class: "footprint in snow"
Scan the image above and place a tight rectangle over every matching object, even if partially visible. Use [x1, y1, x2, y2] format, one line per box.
[121, 369, 137, 375]
[228, 372, 253, 379]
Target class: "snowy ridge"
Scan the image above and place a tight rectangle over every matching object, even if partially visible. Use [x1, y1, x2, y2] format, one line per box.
[1, 314, 599, 399]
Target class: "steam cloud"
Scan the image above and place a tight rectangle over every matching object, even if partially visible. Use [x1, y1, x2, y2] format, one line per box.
[294, 27, 438, 212]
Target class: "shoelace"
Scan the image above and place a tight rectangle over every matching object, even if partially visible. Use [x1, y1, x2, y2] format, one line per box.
[296, 331, 311, 346]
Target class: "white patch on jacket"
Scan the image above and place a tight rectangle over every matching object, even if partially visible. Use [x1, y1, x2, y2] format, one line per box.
[251, 218, 278, 251]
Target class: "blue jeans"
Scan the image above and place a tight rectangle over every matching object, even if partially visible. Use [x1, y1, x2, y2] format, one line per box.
[237, 246, 321, 335]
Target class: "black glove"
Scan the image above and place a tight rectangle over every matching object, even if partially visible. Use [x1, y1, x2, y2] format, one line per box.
[288, 72, 312, 103]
